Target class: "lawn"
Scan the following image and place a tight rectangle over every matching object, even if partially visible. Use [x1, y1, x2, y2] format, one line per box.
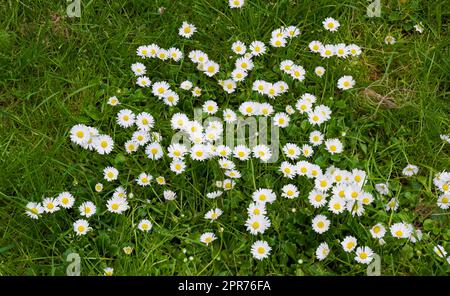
[0, 0, 449, 275]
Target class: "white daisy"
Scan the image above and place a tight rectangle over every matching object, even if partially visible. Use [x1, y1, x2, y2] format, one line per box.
[57, 192, 75, 209]
[251, 240, 271, 260]
[138, 219, 153, 232]
[103, 166, 119, 182]
[79, 201, 96, 218]
[73, 219, 90, 236]
[179, 21, 196, 38]
[312, 214, 330, 234]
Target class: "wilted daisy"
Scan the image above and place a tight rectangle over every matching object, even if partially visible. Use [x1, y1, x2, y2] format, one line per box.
[73, 219, 90, 236]
[164, 190, 177, 201]
[246, 215, 271, 235]
[323, 17, 340, 32]
[402, 164, 419, 176]
[370, 223, 386, 239]
[311, 214, 330, 234]
[337, 76, 355, 90]
[179, 21, 196, 38]
[205, 208, 223, 222]
[249, 41, 266, 56]
[25, 202, 44, 219]
[281, 184, 299, 199]
[79, 201, 96, 218]
[316, 242, 330, 261]
[384, 35, 396, 45]
[375, 183, 389, 195]
[251, 240, 271, 260]
[229, 0, 244, 8]
[180, 80, 193, 90]
[414, 22, 424, 33]
[355, 246, 374, 264]
[200, 232, 216, 246]
[57, 192, 75, 209]
[42, 197, 60, 213]
[138, 219, 153, 232]
[103, 267, 114, 276]
[123, 246, 133, 255]
[341, 236, 357, 253]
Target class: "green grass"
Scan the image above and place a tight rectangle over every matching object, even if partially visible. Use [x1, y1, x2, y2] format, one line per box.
[0, 0, 449, 275]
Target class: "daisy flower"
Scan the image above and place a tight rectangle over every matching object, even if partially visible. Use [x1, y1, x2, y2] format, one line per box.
[136, 172, 152, 186]
[231, 68, 248, 82]
[309, 40, 323, 53]
[323, 17, 340, 32]
[390, 222, 412, 239]
[370, 223, 386, 239]
[136, 76, 151, 87]
[135, 112, 154, 131]
[203, 100, 219, 115]
[107, 196, 129, 214]
[281, 184, 299, 199]
[207, 191, 223, 199]
[325, 138, 343, 154]
[328, 196, 346, 214]
[73, 219, 90, 236]
[200, 232, 217, 246]
[316, 242, 330, 261]
[273, 112, 290, 128]
[204, 61, 220, 77]
[152, 81, 171, 97]
[414, 22, 424, 33]
[384, 35, 396, 45]
[260, 102, 275, 116]
[402, 164, 419, 176]
[25, 202, 44, 219]
[155, 176, 166, 185]
[107, 96, 120, 106]
[192, 86, 202, 97]
[103, 267, 114, 276]
[57, 192, 75, 209]
[170, 159, 186, 175]
[437, 194, 450, 209]
[164, 190, 177, 201]
[301, 144, 314, 158]
[314, 66, 325, 77]
[221, 79, 237, 94]
[433, 245, 447, 258]
[117, 109, 135, 128]
[179, 21, 196, 38]
[341, 236, 357, 253]
[94, 135, 114, 155]
[290, 65, 306, 81]
[124, 140, 138, 154]
[375, 183, 389, 195]
[190, 144, 209, 161]
[347, 44, 362, 56]
[309, 131, 324, 146]
[94, 183, 103, 192]
[355, 246, 374, 264]
[308, 189, 328, 208]
[168, 47, 183, 61]
[386, 198, 399, 211]
[312, 214, 330, 234]
[205, 208, 223, 222]
[145, 142, 164, 160]
[335, 43, 349, 58]
[131, 62, 146, 76]
[79, 201, 96, 218]
[295, 99, 312, 114]
[252, 188, 276, 204]
[247, 202, 266, 217]
[231, 41, 246, 55]
[136, 45, 150, 58]
[337, 75, 355, 90]
[103, 166, 119, 182]
[70, 124, 90, 146]
[229, 0, 245, 8]
[246, 215, 271, 235]
[320, 44, 335, 58]
[235, 57, 254, 71]
[42, 197, 60, 213]
[138, 219, 153, 232]
[233, 145, 251, 161]
[270, 36, 287, 48]
[249, 41, 266, 56]
[180, 80, 193, 90]
[251, 240, 271, 260]
[283, 143, 301, 160]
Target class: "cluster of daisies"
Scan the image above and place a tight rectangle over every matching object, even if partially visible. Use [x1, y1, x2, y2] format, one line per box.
[69, 124, 114, 155]
[26, 10, 449, 272]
